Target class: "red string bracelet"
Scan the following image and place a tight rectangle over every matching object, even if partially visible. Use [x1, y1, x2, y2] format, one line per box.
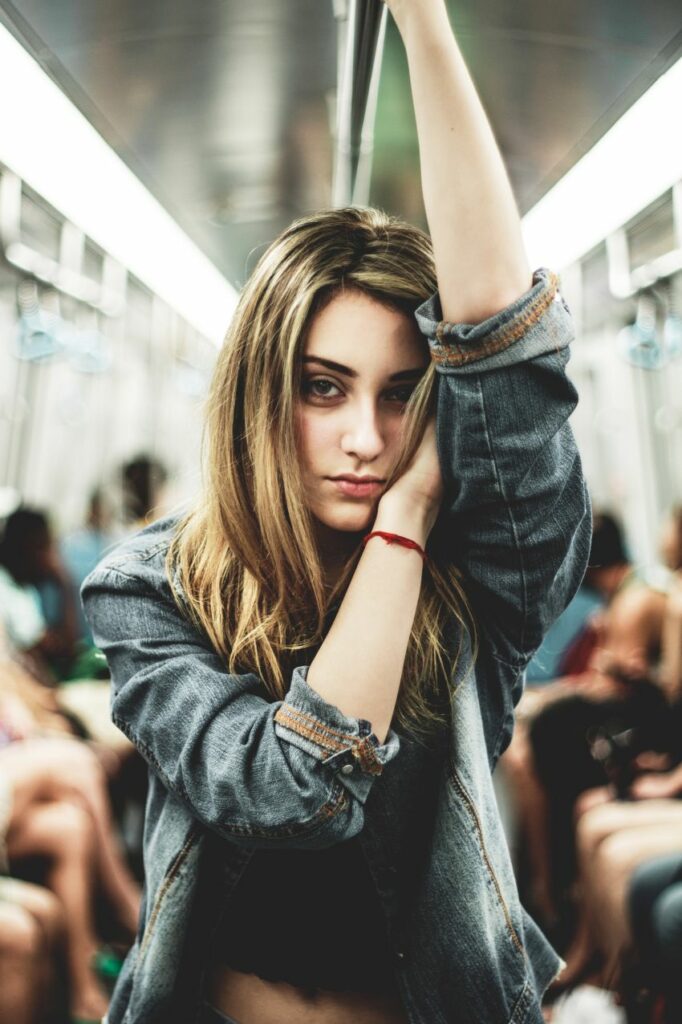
[362, 530, 429, 565]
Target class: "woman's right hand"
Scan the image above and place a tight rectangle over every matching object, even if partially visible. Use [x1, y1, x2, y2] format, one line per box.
[376, 419, 443, 539]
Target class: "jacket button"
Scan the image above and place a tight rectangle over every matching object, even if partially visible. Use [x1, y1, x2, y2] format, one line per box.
[341, 764, 354, 775]
[395, 950, 406, 960]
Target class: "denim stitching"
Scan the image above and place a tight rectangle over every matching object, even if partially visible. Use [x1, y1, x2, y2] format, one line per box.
[508, 978, 533, 1024]
[139, 827, 200, 956]
[432, 272, 559, 367]
[448, 764, 525, 956]
[274, 705, 383, 775]
[274, 705, 354, 753]
[476, 376, 528, 656]
[278, 703, 363, 744]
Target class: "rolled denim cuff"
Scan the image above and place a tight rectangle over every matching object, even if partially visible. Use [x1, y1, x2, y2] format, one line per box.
[273, 666, 401, 803]
[414, 267, 574, 374]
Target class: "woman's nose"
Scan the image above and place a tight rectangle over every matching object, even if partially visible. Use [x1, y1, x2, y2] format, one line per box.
[340, 403, 385, 461]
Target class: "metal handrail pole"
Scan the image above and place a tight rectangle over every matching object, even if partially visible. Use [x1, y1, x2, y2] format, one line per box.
[332, 0, 387, 208]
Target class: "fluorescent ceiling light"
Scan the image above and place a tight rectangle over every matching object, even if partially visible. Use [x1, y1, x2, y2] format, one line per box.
[0, 22, 237, 344]
[522, 56, 682, 272]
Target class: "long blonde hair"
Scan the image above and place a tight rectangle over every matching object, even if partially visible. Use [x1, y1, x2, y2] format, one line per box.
[168, 207, 473, 740]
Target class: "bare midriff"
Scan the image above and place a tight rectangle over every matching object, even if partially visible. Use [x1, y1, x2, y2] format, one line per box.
[206, 965, 409, 1024]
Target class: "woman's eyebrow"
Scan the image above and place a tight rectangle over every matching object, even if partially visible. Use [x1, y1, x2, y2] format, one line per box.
[302, 355, 426, 382]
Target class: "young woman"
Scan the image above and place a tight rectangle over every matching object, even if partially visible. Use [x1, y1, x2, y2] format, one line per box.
[82, 1, 591, 1022]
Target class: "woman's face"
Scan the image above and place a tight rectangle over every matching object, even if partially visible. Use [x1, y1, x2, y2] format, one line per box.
[296, 288, 429, 537]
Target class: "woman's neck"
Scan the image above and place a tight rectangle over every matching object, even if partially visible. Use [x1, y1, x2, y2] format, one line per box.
[313, 521, 363, 590]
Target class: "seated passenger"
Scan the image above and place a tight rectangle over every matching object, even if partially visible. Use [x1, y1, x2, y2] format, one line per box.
[628, 852, 682, 1024]
[1, 639, 141, 1021]
[501, 511, 666, 920]
[524, 514, 622, 686]
[547, 508, 682, 991]
[120, 455, 168, 531]
[61, 489, 119, 645]
[0, 507, 80, 680]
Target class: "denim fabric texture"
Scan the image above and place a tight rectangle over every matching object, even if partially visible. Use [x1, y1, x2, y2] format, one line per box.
[84, 267, 591, 1024]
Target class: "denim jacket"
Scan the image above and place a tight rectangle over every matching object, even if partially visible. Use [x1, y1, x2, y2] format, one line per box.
[82, 267, 591, 1024]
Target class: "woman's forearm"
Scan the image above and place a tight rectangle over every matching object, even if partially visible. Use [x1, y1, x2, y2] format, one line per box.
[306, 502, 429, 744]
[392, 1, 530, 323]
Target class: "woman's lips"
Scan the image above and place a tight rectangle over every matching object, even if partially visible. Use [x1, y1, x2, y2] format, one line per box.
[328, 478, 384, 498]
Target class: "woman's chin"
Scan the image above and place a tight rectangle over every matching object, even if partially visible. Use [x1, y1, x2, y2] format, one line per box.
[315, 504, 376, 536]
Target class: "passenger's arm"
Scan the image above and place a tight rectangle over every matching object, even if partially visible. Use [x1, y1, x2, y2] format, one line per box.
[306, 422, 442, 744]
[81, 564, 401, 850]
[592, 588, 667, 682]
[415, 272, 592, 758]
[660, 575, 682, 700]
[386, 0, 530, 322]
[387, 0, 590, 756]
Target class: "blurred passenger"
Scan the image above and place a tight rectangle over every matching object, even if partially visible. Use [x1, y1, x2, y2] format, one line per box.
[629, 852, 682, 1024]
[61, 489, 118, 643]
[525, 580, 602, 684]
[548, 508, 682, 992]
[0, 875, 64, 1024]
[0, 619, 140, 1020]
[502, 512, 657, 918]
[525, 515, 618, 684]
[0, 697, 141, 1019]
[0, 507, 79, 679]
[562, 765, 682, 993]
[659, 506, 682, 699]
[121, 455, 168, 529]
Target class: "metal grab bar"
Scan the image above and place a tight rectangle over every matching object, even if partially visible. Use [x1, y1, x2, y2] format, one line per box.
[332, 0, 388, 207]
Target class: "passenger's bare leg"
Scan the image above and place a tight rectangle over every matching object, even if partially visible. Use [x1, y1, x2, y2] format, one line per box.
[8, 800, 110, 1020]
[0, 901, 45, 1024]
[44, 738, 141, 932]
[591, 811, 682, 987]
[0, 877, 64, 1020]
[555, 787, 614, 987]
[3, 737, 140, 934]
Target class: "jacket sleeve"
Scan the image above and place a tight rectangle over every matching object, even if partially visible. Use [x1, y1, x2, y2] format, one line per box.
[81, 563, 400, 850]
[415, 268, 592, 751]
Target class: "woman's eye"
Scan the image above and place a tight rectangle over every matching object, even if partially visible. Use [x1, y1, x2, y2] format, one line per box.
[301, 378, 416, 404]
[385, 386, 416, 404]
[302, 377, 342, 400]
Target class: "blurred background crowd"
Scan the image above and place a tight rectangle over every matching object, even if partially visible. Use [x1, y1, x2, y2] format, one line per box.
[0, 456, 168, 1022]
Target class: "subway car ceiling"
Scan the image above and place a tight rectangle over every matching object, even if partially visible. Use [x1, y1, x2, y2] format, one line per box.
[0, 0, 681, 562]
[0, 0, 680, 289]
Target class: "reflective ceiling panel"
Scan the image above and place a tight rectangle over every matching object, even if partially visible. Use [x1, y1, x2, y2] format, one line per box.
[1, 0, 680, 288]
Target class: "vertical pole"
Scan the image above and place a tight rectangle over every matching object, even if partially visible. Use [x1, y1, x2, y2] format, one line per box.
[332, 0, 387, 208]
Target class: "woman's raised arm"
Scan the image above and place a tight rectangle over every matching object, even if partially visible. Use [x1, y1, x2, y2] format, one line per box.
[385, 0, 530, 323]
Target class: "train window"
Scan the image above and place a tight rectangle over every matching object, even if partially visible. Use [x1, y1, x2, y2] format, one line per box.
[19, 186, 62, 262]
[580, 242, 611, 335]
[626, 189, 676, 274]
[126, 277, 154, 347]
[82, 240, 105, 285]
